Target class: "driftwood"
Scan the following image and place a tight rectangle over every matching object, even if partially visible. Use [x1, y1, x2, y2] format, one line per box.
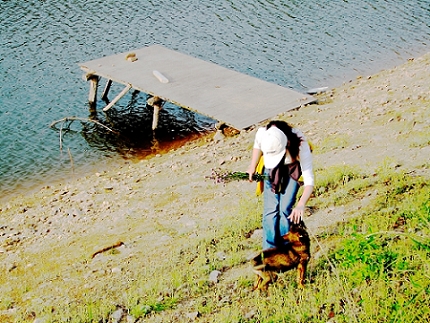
[91, 241, 124, 259]
[50, 117, 119, 134]
[50, 117, 119, 151]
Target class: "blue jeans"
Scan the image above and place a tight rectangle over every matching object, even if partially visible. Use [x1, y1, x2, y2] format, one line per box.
[262, 168, 300, 249]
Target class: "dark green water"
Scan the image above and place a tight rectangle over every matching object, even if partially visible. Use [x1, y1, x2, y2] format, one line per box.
[0, 0, 429, 200]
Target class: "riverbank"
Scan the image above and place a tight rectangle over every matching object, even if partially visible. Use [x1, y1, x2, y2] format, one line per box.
[1, 52, 429, 322]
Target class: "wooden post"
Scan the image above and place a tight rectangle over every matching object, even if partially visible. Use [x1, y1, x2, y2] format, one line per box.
[101, 79, 113, 102]
[152, 105, 161, 130]
[103, 84, 132, 112]
[147, 96, 165, 130]
[87, 75, 99, 111]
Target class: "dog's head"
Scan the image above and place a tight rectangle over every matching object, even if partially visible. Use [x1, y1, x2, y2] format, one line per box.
[282, 222, 309, 243]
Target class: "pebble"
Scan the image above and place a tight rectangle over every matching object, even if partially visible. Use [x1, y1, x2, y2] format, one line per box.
[209, 270, 222, 283]
[111, 308, 123, 322]
[185, 311, 200, 320]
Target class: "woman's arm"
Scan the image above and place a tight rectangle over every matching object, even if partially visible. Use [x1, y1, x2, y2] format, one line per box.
[288, 185, 314, 224]
[289, 130, 315, 224]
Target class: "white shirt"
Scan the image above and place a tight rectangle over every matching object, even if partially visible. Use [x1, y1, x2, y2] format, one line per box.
[253, 127, 314, 186]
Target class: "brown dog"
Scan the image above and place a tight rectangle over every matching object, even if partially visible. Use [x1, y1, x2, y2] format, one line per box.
[251, 222, 311, 290]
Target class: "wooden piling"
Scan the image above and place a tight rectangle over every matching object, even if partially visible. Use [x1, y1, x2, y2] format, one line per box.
[101, 79, 113, 101]
[147, 96, 164, 130]
[152, 105, 161, 130]
[87, 75, 99, 110]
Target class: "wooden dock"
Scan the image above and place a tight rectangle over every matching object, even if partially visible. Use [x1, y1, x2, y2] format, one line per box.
[78, 45, 315, 130]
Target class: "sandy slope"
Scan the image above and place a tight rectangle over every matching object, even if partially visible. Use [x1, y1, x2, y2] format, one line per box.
[0, 53, 429, 320]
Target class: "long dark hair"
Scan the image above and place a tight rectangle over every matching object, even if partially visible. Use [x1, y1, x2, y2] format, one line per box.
[266, 120, 302, 160]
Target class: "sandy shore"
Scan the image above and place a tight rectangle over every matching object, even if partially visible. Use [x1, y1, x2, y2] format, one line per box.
[1, 52, 429, 320]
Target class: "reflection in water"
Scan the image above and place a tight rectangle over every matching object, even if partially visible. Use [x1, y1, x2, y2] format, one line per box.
[78, 90, 214, 159]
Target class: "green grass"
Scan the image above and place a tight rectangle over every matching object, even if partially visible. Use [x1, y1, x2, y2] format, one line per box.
[306, 164, 376, 215]
[315, 134, 350, 154]
[1, 166, 429, 322]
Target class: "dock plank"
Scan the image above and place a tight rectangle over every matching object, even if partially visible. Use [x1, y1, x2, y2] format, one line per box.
[78, 45, 315, 129]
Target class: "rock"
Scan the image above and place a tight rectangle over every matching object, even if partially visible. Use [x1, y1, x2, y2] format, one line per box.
[244, 309, 256, 319]
[250, 229, 263, 241]
[185, 311, 200, 320]
[213, 130, 225, 143]
[126, 315, 136, 323]
[216, 251, 227, 260]
[111, 308, 123, 323]
[209, 270, 222, 283]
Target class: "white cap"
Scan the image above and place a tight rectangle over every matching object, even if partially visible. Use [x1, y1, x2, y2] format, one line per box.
[261, 127, 287, 169]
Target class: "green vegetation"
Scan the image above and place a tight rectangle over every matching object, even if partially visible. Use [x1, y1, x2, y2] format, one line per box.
[315, 133, 350, 153]
[2, 165, 429, 322]
[5, 163, 430, 322]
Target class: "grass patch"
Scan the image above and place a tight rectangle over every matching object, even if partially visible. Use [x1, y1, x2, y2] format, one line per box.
[2, 167, 429, 322]
[315, 133, 350, 154]
[408, 129, 430, 148]
[314, 170, 430, 322]
[308, 164, 374, 210]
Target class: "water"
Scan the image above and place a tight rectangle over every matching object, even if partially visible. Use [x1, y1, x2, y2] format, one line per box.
[1, 0, 429, 201]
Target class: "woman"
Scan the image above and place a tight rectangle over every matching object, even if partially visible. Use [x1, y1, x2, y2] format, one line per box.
[247, 120, 314, 250]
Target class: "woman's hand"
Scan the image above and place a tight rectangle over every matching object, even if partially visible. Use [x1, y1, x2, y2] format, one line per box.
[246, 166, 255, 182]
[288, 205, 304, 224]
[288, 185, 313, 224]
